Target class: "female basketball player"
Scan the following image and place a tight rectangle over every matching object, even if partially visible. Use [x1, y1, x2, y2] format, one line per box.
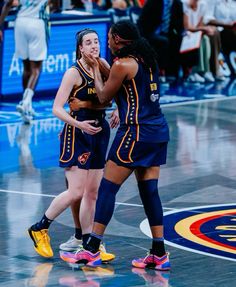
[27, 28, 118, 263]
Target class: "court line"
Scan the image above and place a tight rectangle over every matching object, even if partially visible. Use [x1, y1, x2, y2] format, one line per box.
[0, 188, 176, 210]
[162, 95, 236, 108]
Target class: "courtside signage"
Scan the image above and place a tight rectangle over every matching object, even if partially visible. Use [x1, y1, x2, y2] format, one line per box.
[1, 22, 108, 95]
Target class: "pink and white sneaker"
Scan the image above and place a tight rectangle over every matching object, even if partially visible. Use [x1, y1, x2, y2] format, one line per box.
[132, 252, 170, 271]
[60, 248, 102, 267]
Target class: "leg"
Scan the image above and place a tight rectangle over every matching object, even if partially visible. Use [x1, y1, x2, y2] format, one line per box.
[80, 169, 103, 235]
[28, 167, 88, 258]
[22, 59, 31, 89]
[45, 167, 87, 219]
[60, 160, 133, 266]
[65, 175, 82, 236]
[132, 166, 170, 270]
[209, 29, 221, 76]
[135, 166, 163, 240]
[27, 60, 43, 90]
[17, 60, 43, 123]
[92, 160, 133, 236]
[81, 169, 116, 262]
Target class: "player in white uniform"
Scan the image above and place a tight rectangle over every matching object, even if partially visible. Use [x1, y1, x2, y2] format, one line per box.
[0, 0, 51, 123]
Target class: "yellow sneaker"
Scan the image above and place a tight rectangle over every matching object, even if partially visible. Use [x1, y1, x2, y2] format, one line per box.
[99, 243, 115, 263]
[28, 227, 53, 258]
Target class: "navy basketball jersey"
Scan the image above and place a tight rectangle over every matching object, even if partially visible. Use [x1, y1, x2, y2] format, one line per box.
[116, 57, 169, 143]
[59, 60, 110, 168]
[68, 60, 105, 122]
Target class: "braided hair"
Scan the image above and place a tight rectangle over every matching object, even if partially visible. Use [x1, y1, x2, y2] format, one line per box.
[110, 20, 158, 71]
[75, 28, 99, 59]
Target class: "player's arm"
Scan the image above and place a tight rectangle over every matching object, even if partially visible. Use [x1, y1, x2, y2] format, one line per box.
[53, 68, 102, 135]
[69, 98, 112, 111]
[84, 53, 130, 104]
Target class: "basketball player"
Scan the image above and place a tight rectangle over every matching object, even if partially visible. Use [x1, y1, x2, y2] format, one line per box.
[27, 28, 118, 263]
[0, 0, 51, 123]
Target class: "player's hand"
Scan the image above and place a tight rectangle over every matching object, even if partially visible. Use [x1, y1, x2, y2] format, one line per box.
[109, 108, 119, 129]
[69, 98, 81, 111]
[83, 52, 99, 69]
[78, 120, 102, 135]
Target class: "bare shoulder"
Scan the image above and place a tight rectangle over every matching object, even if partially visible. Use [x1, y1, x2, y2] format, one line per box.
[62, 67, 82, 84]
[112, 57, 138, 80]
[114, 57, 137, 66]
[113, 57, 137, 72]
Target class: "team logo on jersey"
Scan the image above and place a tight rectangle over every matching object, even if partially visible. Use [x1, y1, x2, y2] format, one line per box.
[88, 87, 96, 94]
[140, 204, 236, 261]
[78, 152, 91, 165]
[150, 93, 160, 102]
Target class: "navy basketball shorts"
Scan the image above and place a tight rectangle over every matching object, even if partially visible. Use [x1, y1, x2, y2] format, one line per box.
[59, 119, 110, 169]
[107, 130, 168, 168]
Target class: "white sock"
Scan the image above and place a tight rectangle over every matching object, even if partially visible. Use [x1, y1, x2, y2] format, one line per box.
[22, 88, 34, 109]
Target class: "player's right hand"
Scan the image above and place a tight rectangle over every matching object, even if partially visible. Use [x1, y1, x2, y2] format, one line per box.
[78, 120, 102, 135]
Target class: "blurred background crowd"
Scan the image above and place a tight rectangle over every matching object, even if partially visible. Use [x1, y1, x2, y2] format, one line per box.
[1, 0, 236, 85]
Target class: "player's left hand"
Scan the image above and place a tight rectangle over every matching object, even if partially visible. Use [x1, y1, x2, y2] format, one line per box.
[109, 108, 119, 129]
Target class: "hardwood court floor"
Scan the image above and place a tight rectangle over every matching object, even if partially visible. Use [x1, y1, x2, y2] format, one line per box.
[0, 80, 236, 287]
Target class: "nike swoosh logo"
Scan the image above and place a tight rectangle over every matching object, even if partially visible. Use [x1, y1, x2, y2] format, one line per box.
[88, 80, 93, 84]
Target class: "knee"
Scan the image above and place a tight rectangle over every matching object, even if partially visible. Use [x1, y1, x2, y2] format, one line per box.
[24, 69, 31, 77]
[84, 187, 98, 202]
[68, 188, 83, 204]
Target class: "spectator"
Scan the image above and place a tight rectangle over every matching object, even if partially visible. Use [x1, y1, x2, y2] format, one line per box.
[107, 0, 130, 23]
[204, 0, 236, 76]
[137, 0, 184, 82]
[182, 0, 222, 83]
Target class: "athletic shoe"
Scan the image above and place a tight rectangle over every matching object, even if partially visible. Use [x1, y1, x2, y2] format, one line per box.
[132, 251, 170, 271]
[204, 72, 215, 82]
[60, 247, 102, 267]
[186, 73, 205, 83]
[99, 243, 115, 263]
[28, 227, 53, 258]
[215, 74, 226, 81]
[59, 236, 115, 263]
[59, 235, 83, 251]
